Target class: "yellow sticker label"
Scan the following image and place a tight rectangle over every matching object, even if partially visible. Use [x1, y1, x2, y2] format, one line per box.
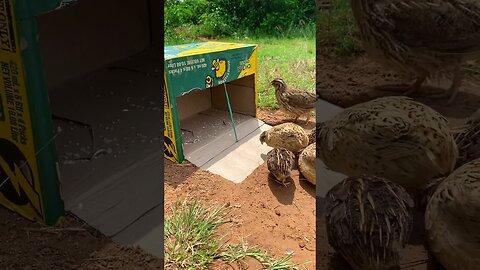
[238, 47, 257, 79]
[0, 0, 44, 221]
[163, 74, 178, 163]
[176, 42, 251, 57]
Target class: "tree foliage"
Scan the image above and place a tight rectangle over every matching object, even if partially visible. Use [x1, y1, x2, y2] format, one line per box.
[164, 0, 316, 39]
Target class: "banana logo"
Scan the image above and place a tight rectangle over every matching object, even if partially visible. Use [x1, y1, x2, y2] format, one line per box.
[239, 63, 253, 78]
[0, 138, 42, 218]
[164, 136, 177, 162]
[205, 75, 214, 88]
[211, 59, 227, 79]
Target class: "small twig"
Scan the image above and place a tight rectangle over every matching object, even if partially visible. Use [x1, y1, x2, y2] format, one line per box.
[292, 202, 301, 212]
[304, 246, 315, 252]
[72, 148, 109, 162]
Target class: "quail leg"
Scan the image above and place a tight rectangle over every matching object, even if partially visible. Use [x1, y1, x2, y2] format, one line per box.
[304, 113, 311, 125]
[374, 75, 427, 96]
[428, 67, 461, 105]
[282, 179, 292, 187]
[273, 179, 290, 187]
[278, 177, 291, 187]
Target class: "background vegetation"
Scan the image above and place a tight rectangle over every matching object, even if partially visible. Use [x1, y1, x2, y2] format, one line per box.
[165, 0, 316, 44]
[316, 0, 362, 56]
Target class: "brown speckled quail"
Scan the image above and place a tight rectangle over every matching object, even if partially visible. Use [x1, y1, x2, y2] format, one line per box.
[266, 148, 296, 186]
[307, 128, 316, 145]
[425, 157, 480, 270]
[351, 0, 480, 104]
[453, 108, 480, 168]
[298, 143, 316, 185]
[260, 122, 309, 154]
[316, 96, 458, 193]
[271, 78, 316, 124]
[325, 175, 414, 270]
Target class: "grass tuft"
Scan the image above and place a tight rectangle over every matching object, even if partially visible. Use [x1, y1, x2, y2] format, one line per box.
[164, 199, 227, 269]
[220, 243, 308, 270]
[164, 198, 308, 269]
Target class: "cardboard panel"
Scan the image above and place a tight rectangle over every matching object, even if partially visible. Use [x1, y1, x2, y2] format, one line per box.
[164, 42, 257, 97]
[0, 0, 61, 224]
[176, 88, 212, 122]
[37, 0, 150, 89]
[211, 75, 256, 117]
[47, 51, 163, 239]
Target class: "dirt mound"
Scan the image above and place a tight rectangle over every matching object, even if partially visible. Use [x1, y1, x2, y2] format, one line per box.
[0, 207, 163, 269]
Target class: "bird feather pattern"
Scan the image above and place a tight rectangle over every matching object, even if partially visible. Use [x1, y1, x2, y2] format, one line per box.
[373, 0, 480, 55]
[325, 176, 414, 270]
[425, 158, 480, 270]
[317, 96, 458, 192]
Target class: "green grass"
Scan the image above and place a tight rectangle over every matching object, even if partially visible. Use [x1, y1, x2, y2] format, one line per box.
[164, 198, 308, 270]
[317, 0, 362, 56]
[164, 199, 226, 269]
[164, 25, 202, 46]
[223, 36, 315, 109]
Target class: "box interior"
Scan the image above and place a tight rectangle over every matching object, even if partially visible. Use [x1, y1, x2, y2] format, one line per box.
[35, 0, 163, 255]
[176, 75, 257, 163]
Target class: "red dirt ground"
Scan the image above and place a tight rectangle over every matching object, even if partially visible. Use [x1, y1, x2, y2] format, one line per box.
[316, 52, 480, 270]
[164, 110, 316, 270]
[0, 208, 163, 269]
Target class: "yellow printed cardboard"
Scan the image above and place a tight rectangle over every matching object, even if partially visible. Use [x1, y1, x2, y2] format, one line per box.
[0, 0, 44, 221]
[163, 42, 258, 163]
[238, 47, 257, 79]
[163, 75, 179, 163]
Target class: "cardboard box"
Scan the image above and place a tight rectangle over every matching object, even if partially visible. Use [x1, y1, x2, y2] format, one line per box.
[0, 0, 65, 225]
[164, 42, 258, 163]
[0, 2, 167, 257]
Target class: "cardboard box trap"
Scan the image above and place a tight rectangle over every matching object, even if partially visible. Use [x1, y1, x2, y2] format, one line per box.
[0, 0, 164, 257]
[164, 42, 265, 168]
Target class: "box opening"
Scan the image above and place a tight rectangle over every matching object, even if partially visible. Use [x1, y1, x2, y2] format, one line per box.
[178, 75, 257, 163]
[34, 0, 163, 254]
